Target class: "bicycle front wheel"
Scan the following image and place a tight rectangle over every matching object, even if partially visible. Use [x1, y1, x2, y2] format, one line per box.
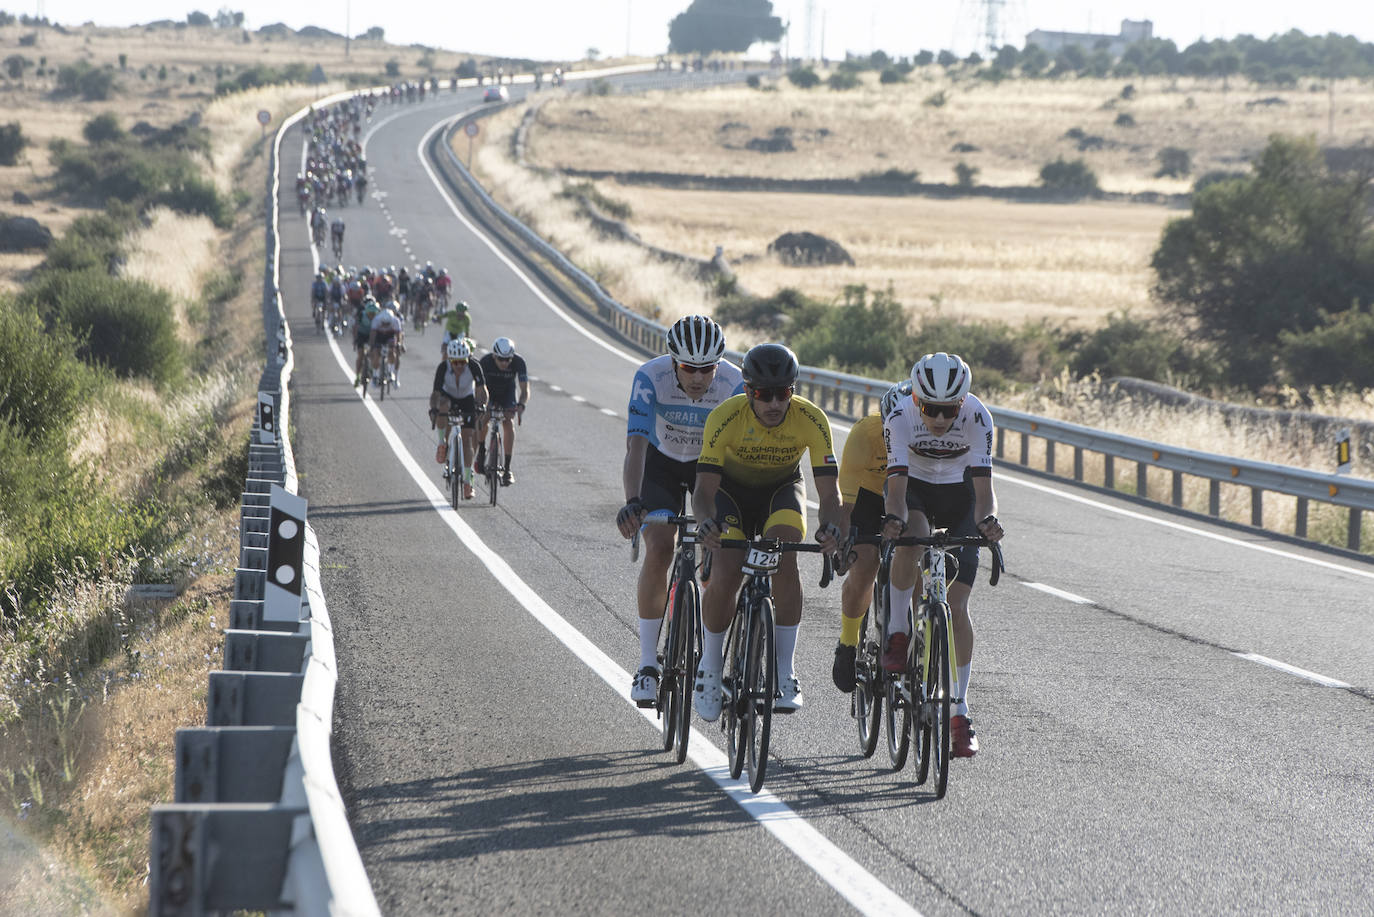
[724, 611, 747, 780]
[854, 607, 882, 759]
[884, 590, 911, 770]
[449, 431, 463, 509]
[672, 579, 699, 765]
[487, 428, 501, 506]
[744, 597, 775, 793]
[926, 605, 953, 798]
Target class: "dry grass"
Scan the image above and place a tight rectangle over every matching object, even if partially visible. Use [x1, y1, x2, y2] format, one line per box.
[527, 72, 1374, 192]
[122, 207, 219, 342]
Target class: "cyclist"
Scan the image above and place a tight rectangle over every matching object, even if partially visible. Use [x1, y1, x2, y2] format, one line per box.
[831, 380, 909, 693]
[310, 271, 329, 324]
[397, 266, 412, 315]
[330, 215, 345, 258]
[352, 297, 380, 386]
[475, 336, 530, 485]
[690, 342, 843, 720]
[430, 338, 487, 500]
[879, 352, 1005, 758]
[310, 206, 327, 246]
[615, 316, 744, 706]
[434, 268, 452, 309]
[368, 298, 405, 384]
[440, 300, 472, 354]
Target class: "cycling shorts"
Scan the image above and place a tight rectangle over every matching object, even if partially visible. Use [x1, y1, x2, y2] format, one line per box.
[848, 487, 885, 542]
[715, 472, 806, 539]
[640, 445, 697, 516]
[904, 477, 979, 586]
[439, 394, 478, 429]
[371, 330, 397, 350]
[353, 329, 370, 351]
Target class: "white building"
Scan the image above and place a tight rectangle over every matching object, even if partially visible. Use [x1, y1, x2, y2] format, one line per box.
[1025, 19, 1152, 57]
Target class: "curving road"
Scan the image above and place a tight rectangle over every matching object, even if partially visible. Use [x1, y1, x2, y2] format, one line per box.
[280, 75, 1374, 916]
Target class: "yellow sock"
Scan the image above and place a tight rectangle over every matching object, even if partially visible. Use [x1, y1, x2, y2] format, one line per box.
[840, 614, 864, 647]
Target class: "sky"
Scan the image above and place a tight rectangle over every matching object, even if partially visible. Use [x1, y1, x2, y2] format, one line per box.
[30, 0, 1374, 62]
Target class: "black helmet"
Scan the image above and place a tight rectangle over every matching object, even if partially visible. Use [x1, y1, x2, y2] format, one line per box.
[741, 343, 798, 388]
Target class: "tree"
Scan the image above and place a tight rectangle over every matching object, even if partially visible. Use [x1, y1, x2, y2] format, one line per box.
[186, 10, 211, 26]
[1151, 135, 1374, 387]
[668, 0, 783, 55]
[936, 49, 959, 68]
[0, 122, 27, 166]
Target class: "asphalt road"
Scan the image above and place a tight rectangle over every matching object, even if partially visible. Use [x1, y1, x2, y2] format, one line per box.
[280, 75, 1374, 916]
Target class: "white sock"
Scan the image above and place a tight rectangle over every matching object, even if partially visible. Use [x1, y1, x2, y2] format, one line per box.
[887, 584, 915, 636]
[638, 618, 660, 670]
[955, 663, 971, 716]
[773, 624, 799, 681]
[701, 625, 727, 676]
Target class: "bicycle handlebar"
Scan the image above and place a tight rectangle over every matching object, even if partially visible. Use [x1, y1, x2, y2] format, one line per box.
[629, 514, 695, 562]
[717, 539, 834, 589]
[848, 531, 1005, 587]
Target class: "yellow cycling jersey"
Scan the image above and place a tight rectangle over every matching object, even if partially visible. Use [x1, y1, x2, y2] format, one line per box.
[697, 393, 837, 488]
[839, 412, 887, 503]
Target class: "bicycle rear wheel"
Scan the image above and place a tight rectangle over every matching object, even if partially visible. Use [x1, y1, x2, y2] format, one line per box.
[854, 606, 882, 759]
[672, 579, 699, 765]
[486, 427, 501, 506]
[927, 606, 953, 798]
[659, 570, 681, 753]
[884, 590, 911, 769]
[744, 597, 775, 793]
[724, 611, 747, 780]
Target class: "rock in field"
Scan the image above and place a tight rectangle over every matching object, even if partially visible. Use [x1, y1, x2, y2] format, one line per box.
[767, 231, 854, 266]
[0, 215, 52, 251]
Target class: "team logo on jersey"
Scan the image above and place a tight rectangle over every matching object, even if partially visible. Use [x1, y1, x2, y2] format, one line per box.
[631, 378, 653, 404]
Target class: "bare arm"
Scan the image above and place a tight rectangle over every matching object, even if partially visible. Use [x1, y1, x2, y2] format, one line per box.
[691, 469, 723, 549]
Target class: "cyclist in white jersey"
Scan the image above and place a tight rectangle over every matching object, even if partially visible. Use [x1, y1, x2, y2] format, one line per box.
[615, 316, 744, 706]
[880, 352, 1005, 759]
[368, 299, 405, 381]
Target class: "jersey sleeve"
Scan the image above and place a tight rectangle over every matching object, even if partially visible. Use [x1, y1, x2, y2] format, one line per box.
[514, 356, 528, 382]
[968, 400, 995, 477]
[695, 400, 736, 474]
[431, 362, 447, 394]
[884, 406, 913, 477]
[469, 361, 486, 387]
[801, 402, 838, 478]
[626, 367, 656, 440]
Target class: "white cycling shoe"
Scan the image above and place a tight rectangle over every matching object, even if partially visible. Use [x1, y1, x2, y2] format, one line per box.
[774, 675, 804, 714]
[694, 668, 723, 722]
[630, 666, 659, 708]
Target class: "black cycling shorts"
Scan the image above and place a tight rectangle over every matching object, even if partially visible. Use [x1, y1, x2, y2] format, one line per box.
[640, 445, 696, 516]
[904, 477, 979, 586]
[438, 394, 478, 429]
[716, 472, 806, 539]
[848, 487, 885, 541]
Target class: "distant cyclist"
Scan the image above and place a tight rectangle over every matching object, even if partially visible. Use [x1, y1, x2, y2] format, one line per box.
[440, 300, 472, 354]
[353, 297, 379, 386]
[368, 299, 405, 384]
[430, 338, 487, 500]
[475, 336, 530, 486]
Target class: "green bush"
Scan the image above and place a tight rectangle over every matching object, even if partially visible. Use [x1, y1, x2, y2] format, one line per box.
[157, 175, 232, 228]
[790, 286, 916, 377]
[912, 314, 1069, 389]
[1039, 157, 1100, 195]
[1279, 309, 1374, 388]
[0, 121, 27, 166]
[0, 300, 85, 445]
[1114, 112, 1136, 127]
[384, 59, 400, 77]
[827, 70, 861, 91]
[40, 206, 135, 274]
[1069, 311, 1207, 383]
[787, 67, 820, 89]
[862, 167, 918, 182]
[879, 66, 907, 84]
[1155, 146, 1191, 178]
[82, 112, 125, 144]
[923, 90, 948, 108]
[22, 270, 184, 386]
[1192, 169, 1246, 193]
[3, 54, 27, 79]
[954, 161, 979, 187]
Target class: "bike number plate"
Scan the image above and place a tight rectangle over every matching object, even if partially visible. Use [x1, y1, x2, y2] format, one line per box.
[743, 547, 780, 573]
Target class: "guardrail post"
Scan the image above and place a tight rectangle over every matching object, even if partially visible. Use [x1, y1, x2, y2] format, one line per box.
[1349, 509, 1362, 551]
[996, 428, 1005, 460]
[1295, 497, 1308, 537]
[1172, 470, 1184, 507]
[1045, 441, 1055, 475]
[1073, 446, 1083, 482]
[1209, 480, 1221, 516]
[1251, 488, 1263, 527]
[1019, 432, 1030, 466]
[1137, 461, 1149, 500]
[1104, 454, 1114, 489]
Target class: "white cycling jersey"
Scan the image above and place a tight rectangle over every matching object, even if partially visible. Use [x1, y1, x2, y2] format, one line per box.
[884, 392, 995, 485]
[371, 310, 402, 334]
[626, 354, 744, 463]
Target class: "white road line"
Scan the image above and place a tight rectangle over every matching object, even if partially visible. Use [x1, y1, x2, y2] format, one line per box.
[314, 327, 920, 917]
[1000, 473, 1374, 581]
[599, 408, 618, 417]
[1023, 582, 1094, 605]
[571, 395, 587, 403]
[1232, 653, 1351, 688]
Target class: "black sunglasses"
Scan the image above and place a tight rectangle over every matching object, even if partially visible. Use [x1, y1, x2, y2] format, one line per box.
[918, 399, 962, 419]
[750, 385, 794, 403]
[676, 361, 717, 375]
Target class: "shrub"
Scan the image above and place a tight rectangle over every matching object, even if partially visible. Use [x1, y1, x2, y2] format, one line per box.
[1069, 311, 1203, 382]
[790, 286, 916, 377]
[1279, 309, 1374, 389]
[954, 161, 979, 188]
[1114, 112, 1136, 127]
[3, 54, 28, 79]
[82, 112, 125, 144]
[1039, 157, 1100, 195]
[787, 67, 819, 89]
[22, 270, 184, 386]
[1192, 169, 1246, 193]
[827, 70, 860, 91]
[59, 62, 116, 100]
[863, 167, 918, 182]
[879, 66, 907, 84]
[384, 59, 400, 77]
[0, 121, 27, 166]
[39, 206, 135, 274]
[1120, 83, 1136, 100]
[923, 90, 948, 108]
[0, 299, 85, 445]
[746, 74, 761, 89]
[1155, 146, 1191, 178]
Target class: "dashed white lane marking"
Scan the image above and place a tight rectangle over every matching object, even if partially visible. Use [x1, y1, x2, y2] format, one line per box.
[1023, 582, 1094, 605]
[599, 408, 618, 417]
[571, 395, 587, 403]
[1232, 653, 1352, 688]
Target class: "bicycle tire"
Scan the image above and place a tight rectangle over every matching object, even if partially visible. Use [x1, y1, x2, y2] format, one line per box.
[913, 613, 931, 784]
[745, 596, 775, 793]
[487, 427, 501, 506]
[449, 429, 463, 509]
[854, 605, 882, 759]
[659, 567, 684, 753]
[672, 578, 699, 765]
[928, 606, 953, 798]
[885, 588, 911, 770]
[724, 609, 747, 781]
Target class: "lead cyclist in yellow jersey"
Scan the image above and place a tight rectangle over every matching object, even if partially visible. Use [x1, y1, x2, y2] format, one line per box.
[691, 343, 843, 721]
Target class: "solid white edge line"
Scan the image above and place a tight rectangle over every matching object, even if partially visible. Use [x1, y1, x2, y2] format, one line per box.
[305, 236, 920, 917]
[1231, 653, 1351, 688]
[1022, 582, 1094, 605]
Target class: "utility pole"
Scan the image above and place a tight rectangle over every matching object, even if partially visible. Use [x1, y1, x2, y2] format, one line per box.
[345, 0, 351, 58]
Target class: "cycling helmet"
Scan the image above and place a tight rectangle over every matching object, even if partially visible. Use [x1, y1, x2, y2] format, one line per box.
[492, 337, 516, 358]
[665, 315, 726, 366]
[440, 268, 449, 277]
[910, 352, 972, 403]
[364, 299, 380, 315]
[386, 299, 401, 312]
[880, 380, 913, 421]
[741, 342, 799, 388]
[446, 338, 472, 360]
[454, 300, 470, 312]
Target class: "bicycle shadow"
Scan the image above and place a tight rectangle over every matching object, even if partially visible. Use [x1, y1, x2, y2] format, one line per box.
[350, 749, 752, 862]
[758, 750, 955, 811]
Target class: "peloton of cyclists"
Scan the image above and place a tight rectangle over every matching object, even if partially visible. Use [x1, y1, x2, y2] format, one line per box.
[615, 316, 744, 706]
[474, 336, 530, 486]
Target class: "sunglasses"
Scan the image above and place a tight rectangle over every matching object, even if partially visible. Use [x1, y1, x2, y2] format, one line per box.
[677, 361, 717, 375]
[918, 399, 962, 419]
[750, 385, 794, 403]
[448, 358, 468, 366]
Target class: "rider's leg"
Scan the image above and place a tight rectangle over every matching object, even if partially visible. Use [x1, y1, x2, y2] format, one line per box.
[502, 416, 517, 469]
[947, 582, 975, 716]
[636, 525, 677, 670]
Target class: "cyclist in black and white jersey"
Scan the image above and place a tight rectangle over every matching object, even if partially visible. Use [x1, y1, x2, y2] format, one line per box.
[615, 316, 744, 706]
[475, 336, 530, 485]
[430, 338, 487, 501]
[880, 352, 1005, 758]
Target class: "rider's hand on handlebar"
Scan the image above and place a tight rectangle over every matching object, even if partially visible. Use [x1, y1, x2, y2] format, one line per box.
[880, 513, 907, 542]
[977, 513, 1004, 543]
[615, 498, 646, 539]
[696, 516, 723, 550]
[815, 521, 841, 556]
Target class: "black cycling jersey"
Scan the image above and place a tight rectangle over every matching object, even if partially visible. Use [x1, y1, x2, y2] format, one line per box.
[477, 353, 528, 406]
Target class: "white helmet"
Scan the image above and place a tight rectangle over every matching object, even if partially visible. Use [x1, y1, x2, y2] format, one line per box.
[910, 352, 972, 403]
[880, 380, 913, 420]
[665, 315, 725, 365]
[491, 337, 516, 358]
[446, 338, 471, 360]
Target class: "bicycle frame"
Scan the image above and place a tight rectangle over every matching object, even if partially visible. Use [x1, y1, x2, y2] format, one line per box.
[444, 410, 468, 507]
[635, 514, 702, 764]
[484, 407, 505, 504]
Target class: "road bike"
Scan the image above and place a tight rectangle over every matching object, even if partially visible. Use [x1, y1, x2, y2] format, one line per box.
[436, 407, 473, 507]
[331, 231, 344, 260]
[854, 531, 1002, 798]
[481, 405, 509, 505]
[716, 536, 832, 793]
[327, 301, 344, 337]
[631, 514, 702, 764]
[312, 296, 326, 333]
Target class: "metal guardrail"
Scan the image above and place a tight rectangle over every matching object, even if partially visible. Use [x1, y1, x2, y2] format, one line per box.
[433, 105, 1374, 553]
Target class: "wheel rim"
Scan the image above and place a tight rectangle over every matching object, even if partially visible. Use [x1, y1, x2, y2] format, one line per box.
[746, 601, 773, 793]
[674, 581, 698, 765]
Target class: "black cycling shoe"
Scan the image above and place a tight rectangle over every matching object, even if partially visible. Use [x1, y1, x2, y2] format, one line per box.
[832, 642, 857, 693]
